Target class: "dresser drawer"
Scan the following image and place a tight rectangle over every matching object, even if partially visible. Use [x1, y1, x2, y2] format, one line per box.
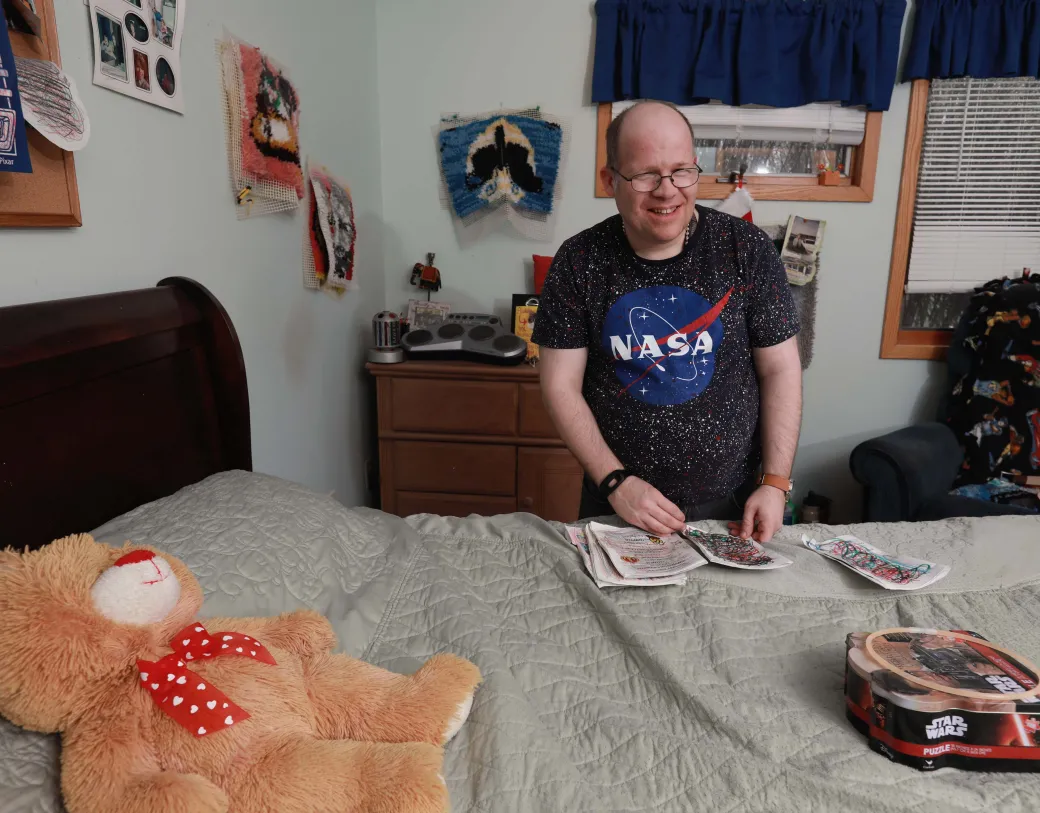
[389, 378, 517, 436]
[518, 383, 559, 438]
[395, 492, 516, 518]
[392, 441, 516, 496]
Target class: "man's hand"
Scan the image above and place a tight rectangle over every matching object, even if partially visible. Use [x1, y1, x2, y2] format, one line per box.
[608, 477, 686, 535]
[729, 486, 786, 543]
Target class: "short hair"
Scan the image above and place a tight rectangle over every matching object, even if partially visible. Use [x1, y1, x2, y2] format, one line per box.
[605, 100, 696, 171]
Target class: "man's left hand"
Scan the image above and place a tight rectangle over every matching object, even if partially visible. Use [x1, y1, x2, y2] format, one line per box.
[729, 486, 786, 543]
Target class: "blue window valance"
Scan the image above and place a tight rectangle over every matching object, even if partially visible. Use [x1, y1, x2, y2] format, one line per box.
[592, 0, 908, 112]
[904, 0, 1040, 81]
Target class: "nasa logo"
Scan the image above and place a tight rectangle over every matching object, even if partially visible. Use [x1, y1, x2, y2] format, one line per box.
[602, 285, 731, 405]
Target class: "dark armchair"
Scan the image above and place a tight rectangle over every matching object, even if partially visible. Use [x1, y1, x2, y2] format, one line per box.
[849, 423, 1033, 522]
[849, 285, 1036, 522]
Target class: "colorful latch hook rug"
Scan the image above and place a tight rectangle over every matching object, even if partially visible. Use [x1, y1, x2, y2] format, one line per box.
[217, 31, 302, 219]
[437, 108, 567, 240]
[302, 160, 356, 299]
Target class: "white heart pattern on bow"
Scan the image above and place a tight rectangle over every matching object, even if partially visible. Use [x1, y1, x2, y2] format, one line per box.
[137, 623, 274, 738]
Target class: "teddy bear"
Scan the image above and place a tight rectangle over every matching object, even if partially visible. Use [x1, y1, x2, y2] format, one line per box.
[0, 534, 482, 813]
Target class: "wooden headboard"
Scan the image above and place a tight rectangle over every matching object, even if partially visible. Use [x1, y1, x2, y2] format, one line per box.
[0, 278, 252, 550]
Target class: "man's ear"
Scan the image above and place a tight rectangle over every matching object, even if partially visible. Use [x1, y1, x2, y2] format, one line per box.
[599, 165, 616, 198]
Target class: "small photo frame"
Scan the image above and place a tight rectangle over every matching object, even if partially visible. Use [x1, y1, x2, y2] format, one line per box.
[512, 294, 540, 361]
[132, 49, 150, 91]
[155, 56, 175, 96]
[96, 9, 128, 83]
[406, 299, 451, 330]
[784, 260, 816, 287]
[149, 0, 176, 48]
[781, 215, 826, 263]
[124, 10, 149, 44]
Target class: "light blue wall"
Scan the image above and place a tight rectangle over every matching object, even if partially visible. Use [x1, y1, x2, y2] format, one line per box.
[2, 0, 385, 507]
[376, 0, 943, 520]
[4, 1, 942, 521]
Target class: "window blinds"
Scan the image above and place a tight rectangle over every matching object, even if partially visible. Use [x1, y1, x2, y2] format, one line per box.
[611, 101, 867, 145]
[906, 77, 1040, 294]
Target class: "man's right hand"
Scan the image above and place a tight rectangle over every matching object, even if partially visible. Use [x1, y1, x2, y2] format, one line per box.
[607, 477, 686, 535]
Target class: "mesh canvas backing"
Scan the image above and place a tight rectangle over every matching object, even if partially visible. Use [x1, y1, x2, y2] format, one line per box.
[216, 32, 301, 220]
[437, 108, 570, 241]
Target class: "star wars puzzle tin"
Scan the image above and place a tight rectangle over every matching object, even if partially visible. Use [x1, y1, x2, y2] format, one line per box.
[845, 628, 1040, 771]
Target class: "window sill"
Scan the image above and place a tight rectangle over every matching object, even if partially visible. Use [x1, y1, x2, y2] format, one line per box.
[880, 328, 950, 361]
[694, 177, 872, 202]
[594, 104, 881, 203]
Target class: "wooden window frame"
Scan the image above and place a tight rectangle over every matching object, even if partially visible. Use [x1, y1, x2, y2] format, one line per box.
[879, 80, 948, 361]
[594, 103, 882, 203]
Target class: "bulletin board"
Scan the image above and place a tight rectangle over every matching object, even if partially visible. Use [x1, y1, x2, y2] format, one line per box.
[1, 0, 82, 227]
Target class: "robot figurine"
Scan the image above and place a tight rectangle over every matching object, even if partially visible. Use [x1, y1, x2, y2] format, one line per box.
[410, 252, 442, 293]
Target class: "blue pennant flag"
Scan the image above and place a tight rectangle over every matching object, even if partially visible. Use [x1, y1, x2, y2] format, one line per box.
[0, 9, 33, 174]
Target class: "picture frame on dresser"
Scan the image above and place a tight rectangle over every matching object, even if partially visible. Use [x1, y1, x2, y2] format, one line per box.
[511, 294, 540, 362]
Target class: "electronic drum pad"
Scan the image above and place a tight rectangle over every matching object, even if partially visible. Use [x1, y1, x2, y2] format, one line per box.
[400, 314, 528, 365]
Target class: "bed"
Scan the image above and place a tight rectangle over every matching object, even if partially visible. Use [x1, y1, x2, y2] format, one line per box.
[2, 279, 1040, 812]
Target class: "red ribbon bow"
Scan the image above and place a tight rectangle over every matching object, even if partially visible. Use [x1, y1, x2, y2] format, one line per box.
[137, 624, 277, 737]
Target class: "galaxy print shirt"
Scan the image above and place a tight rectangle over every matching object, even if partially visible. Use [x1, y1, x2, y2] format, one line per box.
[532, 206, 799, 506]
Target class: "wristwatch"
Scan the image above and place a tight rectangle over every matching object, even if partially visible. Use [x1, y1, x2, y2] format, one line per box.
[597, 469, 630, 501]
[758, 473, 794, 499]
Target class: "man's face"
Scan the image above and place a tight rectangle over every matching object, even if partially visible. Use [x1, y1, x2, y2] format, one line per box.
[600, 104, 699, 253]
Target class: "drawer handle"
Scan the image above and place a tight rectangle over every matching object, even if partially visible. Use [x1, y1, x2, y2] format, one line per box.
[521, 497, 534, 509]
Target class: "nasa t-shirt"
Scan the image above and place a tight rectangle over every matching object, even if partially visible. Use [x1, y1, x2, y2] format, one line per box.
[531, 206, 799, 507]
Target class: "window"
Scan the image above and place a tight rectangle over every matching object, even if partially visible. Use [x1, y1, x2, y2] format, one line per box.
[595, 101, 882, 202]
[881, 78, 1040, 360]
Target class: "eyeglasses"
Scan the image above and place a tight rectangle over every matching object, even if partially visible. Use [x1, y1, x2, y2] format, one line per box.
[611, 165, 703, 193]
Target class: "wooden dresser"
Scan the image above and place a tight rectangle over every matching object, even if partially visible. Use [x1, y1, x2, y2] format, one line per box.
[367, 361, 583, 522]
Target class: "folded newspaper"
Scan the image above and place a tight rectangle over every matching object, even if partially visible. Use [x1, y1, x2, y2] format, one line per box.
[566, 523, 706, 588]
[802, 534, 950, 590]
[566, 522, 798, 587]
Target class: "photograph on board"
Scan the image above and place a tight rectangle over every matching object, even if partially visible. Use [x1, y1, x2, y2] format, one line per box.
[124, 11, 149, 44]
[133, 49, 150, 91]
[781, 216, 826, 263]
[96, 10, 127, 82]
[149, 0, 175, 47]
[156, 56, 174, 96]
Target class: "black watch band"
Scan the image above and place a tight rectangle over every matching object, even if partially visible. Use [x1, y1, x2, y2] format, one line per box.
[597, 469, 630, 500]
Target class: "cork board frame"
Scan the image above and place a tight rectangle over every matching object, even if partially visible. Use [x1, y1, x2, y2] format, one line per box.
[1, 0, 82, 227]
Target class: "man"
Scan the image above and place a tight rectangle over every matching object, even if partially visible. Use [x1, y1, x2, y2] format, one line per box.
[531, 101, 802, 542]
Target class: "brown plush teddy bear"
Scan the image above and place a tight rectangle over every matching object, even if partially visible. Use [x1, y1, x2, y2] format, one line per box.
[0, 534, 481, 813]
